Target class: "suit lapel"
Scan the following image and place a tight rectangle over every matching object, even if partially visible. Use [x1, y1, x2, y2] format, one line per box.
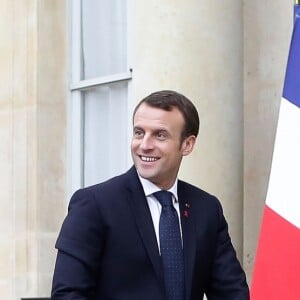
[125, 167, 165, 287]
[178, 182, 197, 300]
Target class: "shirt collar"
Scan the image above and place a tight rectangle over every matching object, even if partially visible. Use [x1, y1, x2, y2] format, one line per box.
[138, 175, 178, 202]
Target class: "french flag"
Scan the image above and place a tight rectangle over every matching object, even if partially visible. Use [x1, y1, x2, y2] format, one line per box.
[251, 4, 300, 299]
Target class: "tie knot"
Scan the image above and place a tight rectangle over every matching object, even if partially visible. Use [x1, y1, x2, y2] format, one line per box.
[153, 190, 173, 207]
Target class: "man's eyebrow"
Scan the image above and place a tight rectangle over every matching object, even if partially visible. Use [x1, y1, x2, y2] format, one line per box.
[133, 125, 169, 133]
[154, 128, 168, 133]
[133, 126, 144, 130]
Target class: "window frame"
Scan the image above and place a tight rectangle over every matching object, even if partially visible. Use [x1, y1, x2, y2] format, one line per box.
[68, 0, 132, 196]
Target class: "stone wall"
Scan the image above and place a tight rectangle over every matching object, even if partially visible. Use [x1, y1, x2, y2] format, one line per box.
[0, 0, 293, 298]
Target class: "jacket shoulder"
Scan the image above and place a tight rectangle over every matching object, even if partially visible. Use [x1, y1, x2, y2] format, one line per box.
[178, 180, 218, 201]
[72, 166, 140, 203]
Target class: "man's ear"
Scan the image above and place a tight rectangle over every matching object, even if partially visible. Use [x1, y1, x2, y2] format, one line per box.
[181, 135, 196, 156]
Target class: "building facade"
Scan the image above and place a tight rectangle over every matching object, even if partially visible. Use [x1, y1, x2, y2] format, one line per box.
[0, 0, 292, 298]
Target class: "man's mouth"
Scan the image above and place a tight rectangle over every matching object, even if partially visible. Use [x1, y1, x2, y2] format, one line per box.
[139, 155, 159, 162]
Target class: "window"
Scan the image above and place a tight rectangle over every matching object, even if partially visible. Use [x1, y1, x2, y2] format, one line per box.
[69, 0, 132, 193]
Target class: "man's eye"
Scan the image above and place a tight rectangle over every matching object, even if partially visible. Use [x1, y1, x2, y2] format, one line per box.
[134, 130, 144, 138]
[157, 132, 167, 140]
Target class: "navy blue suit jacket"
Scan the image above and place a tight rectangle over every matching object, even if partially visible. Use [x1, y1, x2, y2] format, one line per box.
[51, 166, 249, 299]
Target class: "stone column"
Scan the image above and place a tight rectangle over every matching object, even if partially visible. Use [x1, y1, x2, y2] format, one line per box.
[0, 1, 67, 298]
[243, 0, 292, 282]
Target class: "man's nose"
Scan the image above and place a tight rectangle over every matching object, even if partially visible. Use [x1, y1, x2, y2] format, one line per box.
[140, 134, 154, 150]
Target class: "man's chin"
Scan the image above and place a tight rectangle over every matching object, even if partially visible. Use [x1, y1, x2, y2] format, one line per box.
[136, 168, 157, 182]
[138, 171, 155, 180]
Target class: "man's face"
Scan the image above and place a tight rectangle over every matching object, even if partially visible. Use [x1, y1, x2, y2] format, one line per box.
[131, 103, 195, 189]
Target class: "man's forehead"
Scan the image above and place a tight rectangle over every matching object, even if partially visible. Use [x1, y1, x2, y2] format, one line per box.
[133, 108, 185, 135]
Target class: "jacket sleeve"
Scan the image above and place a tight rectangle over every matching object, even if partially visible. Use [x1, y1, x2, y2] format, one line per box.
[51, 188, 105, 299]
[205, 200, 250, 300]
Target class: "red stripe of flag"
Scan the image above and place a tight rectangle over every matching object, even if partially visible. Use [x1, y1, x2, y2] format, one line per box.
[251, 206, 300, 299]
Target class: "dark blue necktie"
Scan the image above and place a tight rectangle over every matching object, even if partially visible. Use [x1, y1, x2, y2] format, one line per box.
[153, 191, 184, 300]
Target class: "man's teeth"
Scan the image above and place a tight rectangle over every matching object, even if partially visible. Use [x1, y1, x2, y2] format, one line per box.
[140, 156, 158, 162]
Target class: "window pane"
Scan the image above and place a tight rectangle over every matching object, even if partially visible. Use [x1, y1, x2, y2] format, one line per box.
[81, 0, 127, 79]
[83, 82, 129, 186]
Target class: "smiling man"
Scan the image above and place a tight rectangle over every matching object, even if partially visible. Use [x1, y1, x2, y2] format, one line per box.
[52, 90, 249, 300]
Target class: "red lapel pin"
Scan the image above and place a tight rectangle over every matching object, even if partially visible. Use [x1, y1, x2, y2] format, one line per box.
[183, 203, 190, 218]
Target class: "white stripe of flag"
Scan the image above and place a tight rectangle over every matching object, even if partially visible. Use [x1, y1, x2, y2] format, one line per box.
[266, 97, 300, 228]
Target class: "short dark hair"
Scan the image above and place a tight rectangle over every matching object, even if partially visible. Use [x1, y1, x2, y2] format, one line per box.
[133, 90, 200, 141]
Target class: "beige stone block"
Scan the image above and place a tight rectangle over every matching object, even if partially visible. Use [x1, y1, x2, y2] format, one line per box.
[35, 0, 67, 234]
[13, 108, 28, 236]
[14, 273, 38, 300]
[0, 112, 13, 238]
[0, 1, 13, 109]
[0, 281, 13, 300]
[26, 108, 38, 234]
[37, 234, 57, 274]
[26, 0, 38, 107]
[13, 275, 27, 300]
[26, 235, 38, 274]
[0, 239, 13, 280]
[38, 0, 67, 105]
[15, 238, 27, 276]
[11, 3, 28, 109]
[37, 104, 67, 233]
[37, 273, 52, 298]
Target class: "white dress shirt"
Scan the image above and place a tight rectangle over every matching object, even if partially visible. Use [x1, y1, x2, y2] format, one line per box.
[138, 175, 183, 251]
